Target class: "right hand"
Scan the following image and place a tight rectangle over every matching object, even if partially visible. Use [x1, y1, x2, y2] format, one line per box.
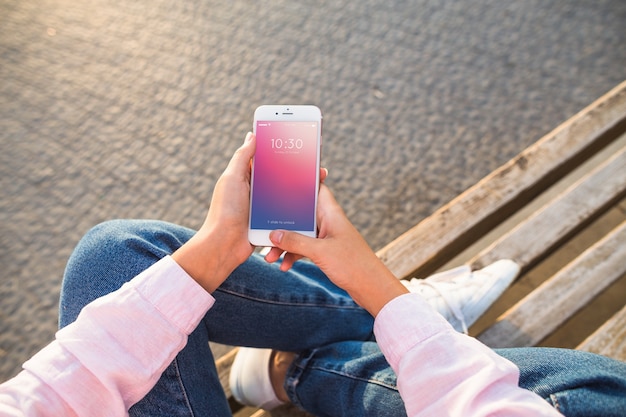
[265, 184, 408, 316]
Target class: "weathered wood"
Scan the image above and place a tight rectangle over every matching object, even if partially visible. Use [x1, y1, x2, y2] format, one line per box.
[376, 80, 626, 279]
[477, 221, 626, 349]
[577, 304, 626, 362]
[469, 146, 626, 272]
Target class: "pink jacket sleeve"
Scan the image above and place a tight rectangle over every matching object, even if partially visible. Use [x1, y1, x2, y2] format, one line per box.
[0, 256, 214, 417]
[374, 293, 563, 416]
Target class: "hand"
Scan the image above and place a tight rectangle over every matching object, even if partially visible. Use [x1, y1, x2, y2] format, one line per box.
[265, 184, 408, 316]
[264, 167, 328, 267]
[172, 132, 256, 292]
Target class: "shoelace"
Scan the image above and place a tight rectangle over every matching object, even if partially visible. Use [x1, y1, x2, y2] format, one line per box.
[419, 280, 469, 334]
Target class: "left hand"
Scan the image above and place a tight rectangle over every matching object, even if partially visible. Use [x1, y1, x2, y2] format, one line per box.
[172, 132, 256, 292]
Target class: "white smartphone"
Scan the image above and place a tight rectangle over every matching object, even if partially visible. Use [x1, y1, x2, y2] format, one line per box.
[248, 105, 322, 247]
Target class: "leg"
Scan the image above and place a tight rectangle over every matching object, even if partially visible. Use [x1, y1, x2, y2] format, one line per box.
[60, 219, 196, 325]
[210, 256, 374, 350]
[279, 345, 626, 417]
[60, 219, 230, 417]
[497, 347, 626, 417]
[285, 341, 406, 417]
[60, 219, 374, 416]
[60, 220, 374, 348]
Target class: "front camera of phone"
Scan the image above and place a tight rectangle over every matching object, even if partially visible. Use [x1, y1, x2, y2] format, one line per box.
[275, 112, 278, 115]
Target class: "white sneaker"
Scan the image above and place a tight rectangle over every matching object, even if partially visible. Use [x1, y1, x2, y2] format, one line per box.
[229, 347, 285, 410]
[401, 259, 520, 333]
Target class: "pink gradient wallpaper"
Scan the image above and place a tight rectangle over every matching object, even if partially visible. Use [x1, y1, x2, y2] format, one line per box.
[250, 121, 319, 231]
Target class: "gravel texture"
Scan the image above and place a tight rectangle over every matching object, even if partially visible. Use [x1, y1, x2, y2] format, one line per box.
[1, 0, 625, 383]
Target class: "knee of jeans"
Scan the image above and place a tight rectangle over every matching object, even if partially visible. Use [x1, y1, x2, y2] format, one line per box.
[59, 220, 134, 327]
[70, 219, 184, 272]
[73, 219, 140, 260]
[60, 219, 191, 326]
[60, 220, 166, 322]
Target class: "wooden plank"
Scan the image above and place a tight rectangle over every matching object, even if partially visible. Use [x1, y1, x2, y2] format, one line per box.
[478, 221, 626, 348]
[577, 305, 626, 362]
[376, 80, 626, 279]
[469, 146, 626, 272]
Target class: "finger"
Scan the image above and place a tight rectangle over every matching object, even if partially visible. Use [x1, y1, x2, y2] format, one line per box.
[283, 252, 305, 269]
[264, 247, 284, 264]
[318, 183, 339, 205]
[319, 167, 328, 183]
[316, 184, 343, 222]
[225, 132, 256, 176]
[279, 252, 300, 271]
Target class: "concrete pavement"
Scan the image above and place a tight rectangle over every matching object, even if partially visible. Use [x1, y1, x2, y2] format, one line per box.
[1, 0, 625, 383]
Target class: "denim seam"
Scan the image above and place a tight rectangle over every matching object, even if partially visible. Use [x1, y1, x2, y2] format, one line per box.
[549, 393, 561, 413]
[171, 357, 196, 417]
[306, 365, 399, 391]
[285, 350, 399, 409]
[285, 351, 312, 408]
[216, 288, 363, 309]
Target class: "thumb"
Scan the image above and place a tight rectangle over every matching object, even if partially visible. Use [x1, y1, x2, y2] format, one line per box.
[269, 230, 318, 259]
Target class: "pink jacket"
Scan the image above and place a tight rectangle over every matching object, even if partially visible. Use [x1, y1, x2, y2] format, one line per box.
[0, 256, 560, 416]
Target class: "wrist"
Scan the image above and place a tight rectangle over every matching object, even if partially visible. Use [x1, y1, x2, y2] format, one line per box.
[348, 259, 409, 317]
[171, 230, 240, 293]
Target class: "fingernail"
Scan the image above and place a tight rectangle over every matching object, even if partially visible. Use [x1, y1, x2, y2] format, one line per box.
[245, 132, 253, 142]
[271, 230, 284, 244]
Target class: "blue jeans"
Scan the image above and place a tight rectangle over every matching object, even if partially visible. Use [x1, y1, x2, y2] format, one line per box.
[59, 220, 626, 417]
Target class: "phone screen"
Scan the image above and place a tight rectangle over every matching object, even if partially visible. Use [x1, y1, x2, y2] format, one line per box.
[250, 120, 320, 232]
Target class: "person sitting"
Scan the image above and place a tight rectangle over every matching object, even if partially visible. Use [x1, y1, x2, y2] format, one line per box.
[1, 132, 624, 417]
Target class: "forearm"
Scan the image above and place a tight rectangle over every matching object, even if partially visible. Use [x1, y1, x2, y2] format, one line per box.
[345, 258, 409, 317]
[374, 294, 562, 416]
[0, 257, 214, 417]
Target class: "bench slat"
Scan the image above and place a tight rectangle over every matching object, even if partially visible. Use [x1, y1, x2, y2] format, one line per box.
[469, 145, 626, 272]
[477, 221, 626, 349]
[577, 304, 626, 362]
[377, 81, 626, 279]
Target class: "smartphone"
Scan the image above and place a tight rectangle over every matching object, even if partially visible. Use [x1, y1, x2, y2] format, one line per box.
[248, 105, 322, 247]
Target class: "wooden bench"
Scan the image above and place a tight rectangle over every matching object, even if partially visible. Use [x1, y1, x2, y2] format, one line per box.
[222, 80, 626, 416]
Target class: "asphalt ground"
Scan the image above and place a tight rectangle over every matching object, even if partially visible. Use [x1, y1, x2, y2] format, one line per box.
[1, 0, 625, 383]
